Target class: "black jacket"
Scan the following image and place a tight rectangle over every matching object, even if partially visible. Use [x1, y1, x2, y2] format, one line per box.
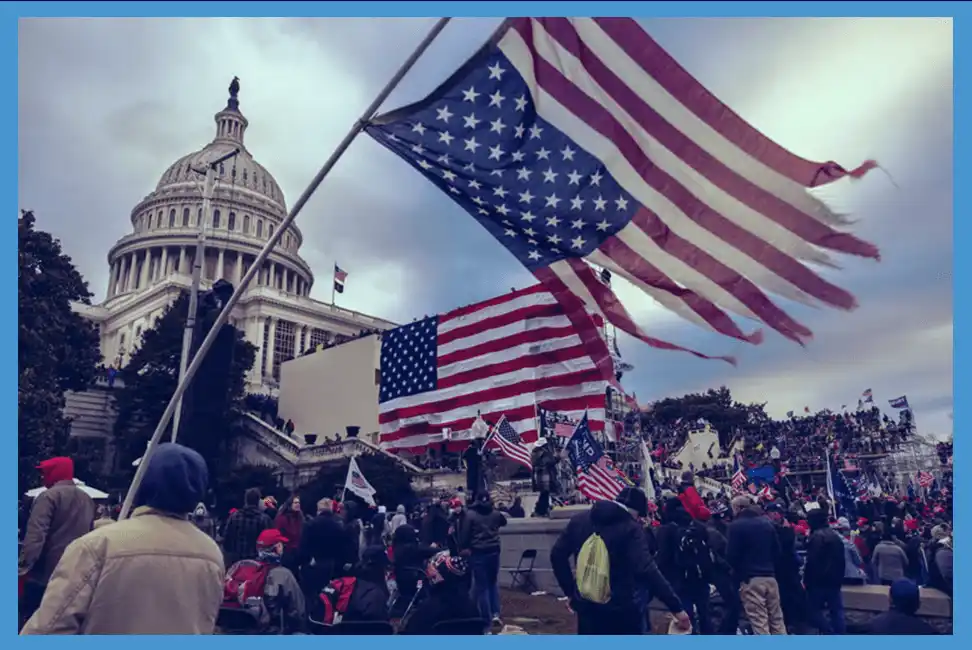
[803, 515, 846, 590]
[866, 610, 937, 635]
[345, 576, 391, 623]
[458, 502, 506, 554]
[419, 508, 450, 547]
[299, 512, 352, 569]
[550, 500, 683, 615]
[726, 507, 780, 582]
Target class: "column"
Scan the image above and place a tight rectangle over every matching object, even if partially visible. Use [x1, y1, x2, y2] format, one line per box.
[234, 252, 243, 287]
[217, 248, 225, 280]
[269, 263, 276, 290]
[251, 318, 265, 380]
[126, 252, 138, 291]
[139, 249, 151, 288]
[160, 247, 169, 279]
[265, 317, 277, 380]
[107, 261, 119, 298]
[178, 247, 187, 275]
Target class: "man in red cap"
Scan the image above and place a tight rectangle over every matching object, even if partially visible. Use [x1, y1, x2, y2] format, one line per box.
[226, 528, 305, 633]
[19, 457, 96, 626]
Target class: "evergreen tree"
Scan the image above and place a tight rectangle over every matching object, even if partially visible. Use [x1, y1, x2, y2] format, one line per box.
[112, 290, 256, 484]
[18, 210, 101, 492]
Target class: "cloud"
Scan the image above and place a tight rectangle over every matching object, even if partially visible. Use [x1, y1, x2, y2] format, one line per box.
[18, 17, 952, 437]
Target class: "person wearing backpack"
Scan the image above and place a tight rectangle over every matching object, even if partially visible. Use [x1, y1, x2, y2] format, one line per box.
[803, 504, 846, 634]
[550, 487, 690, 635]
[656, 497, 714, 634]
[310, 546, 392, 629]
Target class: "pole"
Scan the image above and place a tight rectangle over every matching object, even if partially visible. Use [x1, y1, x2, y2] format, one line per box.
[119, 17, 452, 520]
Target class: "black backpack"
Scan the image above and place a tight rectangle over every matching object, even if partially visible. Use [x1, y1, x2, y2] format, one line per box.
[676, 523, 714, 583]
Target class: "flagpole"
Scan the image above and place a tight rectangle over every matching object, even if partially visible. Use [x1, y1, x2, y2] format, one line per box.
[118, 17, 453, 520]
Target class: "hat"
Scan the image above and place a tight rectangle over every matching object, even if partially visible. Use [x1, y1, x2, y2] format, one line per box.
[615, 487, 648, 518]
[889, 578, 921, 614]
[857, 517, 869, 527]
[257, 529, 289, 547]
[836, 517, 850, 532]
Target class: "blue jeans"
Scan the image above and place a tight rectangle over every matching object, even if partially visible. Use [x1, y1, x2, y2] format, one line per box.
[469, 551, 501, 622]
[806, 586, 845, 634]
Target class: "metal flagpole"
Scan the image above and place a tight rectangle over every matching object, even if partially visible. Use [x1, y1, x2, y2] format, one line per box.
[119, 17, 453, 519]
[172, 148, 239, 443]
[331, 267, 336, 305]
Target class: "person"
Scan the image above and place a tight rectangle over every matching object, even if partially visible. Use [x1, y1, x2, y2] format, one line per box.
[926, 533, 953, 597]
[458, 492, 507, 626]
[507, 496, 526, 519]
[865, 579, 937, 634]
[251, 528, 306, 633]
[21, 444, 224, 634]
[19, 456, 97, 626]
[705, 508, 741, 634]
[389, 524, 439, 616]
[274, 496, 305, 573]
[872, 531, 910, 585]
[262, 496, 278, 521]
[726, 495, 787, 635]
[342, 501, 365, 562]
[550, 486, 690, 635]
[400, 551, 482, 634]
[299, 498, 353, 602]
[92, 505, 115, 530]
[419, 498, 451, 547]
[389, 504, 408, 536]
[677, 471, 712, 521]
[369, 505, 389, 545]
[343, 546, 393, 622]
[656, 497, 713, 634]
[192, 503, 216, 539]
[222, 488, 273, 567]
[803, 504, 846, 634]
[835, 518, 866, 585]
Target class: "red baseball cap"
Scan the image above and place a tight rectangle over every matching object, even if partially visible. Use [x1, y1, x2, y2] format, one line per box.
[257, 529, 289, 547]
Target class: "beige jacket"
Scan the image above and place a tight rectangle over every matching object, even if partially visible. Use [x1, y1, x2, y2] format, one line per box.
[21, 480, 96, 584]
[21, 507, 226, 635]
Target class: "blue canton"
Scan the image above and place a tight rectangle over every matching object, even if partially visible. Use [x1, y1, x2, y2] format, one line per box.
[366, 46, 636, 272]
[378, 316, 438, 404]
[497, 418, 522, 444]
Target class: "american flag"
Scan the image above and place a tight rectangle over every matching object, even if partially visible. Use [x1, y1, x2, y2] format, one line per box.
[889, 395, 910, 410]
[484, 415, 533, 469]
[731, 468, 747, 492]
[333, 264, 348, 294]
[567, 414, 625, 502]
[366, 18, 878, 364]
[917, 471, 935, 489]
[377, 284, 609, 452]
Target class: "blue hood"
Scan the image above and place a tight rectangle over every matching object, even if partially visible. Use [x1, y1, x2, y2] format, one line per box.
[136, 443, 208, 514]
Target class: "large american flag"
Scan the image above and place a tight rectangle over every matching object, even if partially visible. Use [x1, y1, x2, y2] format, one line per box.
[378, 284, 609, 452]
[366, 18, 879, 362]
[484, 415, 533, 469]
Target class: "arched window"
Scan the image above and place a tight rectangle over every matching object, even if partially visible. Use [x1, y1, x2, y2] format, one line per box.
[242, 168, 248, 185]
[268, 224, 275, 239]
[156, 211, 163, 228]
[212, 209, 221, 229]
[197, 208, 203, 226]
[168, 209, 176, 227]
[243, 215, 251, 234]
[257, 220, 264, 237]
[228, 212, 236, 231]
[182, 207, 190, 227]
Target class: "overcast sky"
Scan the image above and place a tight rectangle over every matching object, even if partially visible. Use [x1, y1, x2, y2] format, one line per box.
[18, 17, 953, 438]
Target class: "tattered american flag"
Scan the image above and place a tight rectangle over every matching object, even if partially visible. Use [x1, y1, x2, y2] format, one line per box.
[378, 284, 609, 452]
[484, 415, 533, 469]
[367, 18, 879, 363]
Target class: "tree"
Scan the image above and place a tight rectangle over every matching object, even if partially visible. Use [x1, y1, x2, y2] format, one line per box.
[212, 463, 286, 514]
[644, 386, 768, 446]
[18, 210, 101, 493]
[112, 290, 256, 483]
[299, 453, 416, 512]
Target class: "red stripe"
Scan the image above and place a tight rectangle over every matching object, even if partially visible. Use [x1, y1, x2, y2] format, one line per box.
[438, 323, 577, 367]
[438, 343, 592, 390]
[440, 282, 548, 324]
[538, 18, 879, 260]
[592, 18, 879, 189]
[510, 20, 861, 313]
[437, 302, 564, 347]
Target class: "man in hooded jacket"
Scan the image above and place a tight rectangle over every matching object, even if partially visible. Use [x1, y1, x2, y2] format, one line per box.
[21, 444, 225, 634]
[19, 456, 96, 626]
[551, 487, 690, 635]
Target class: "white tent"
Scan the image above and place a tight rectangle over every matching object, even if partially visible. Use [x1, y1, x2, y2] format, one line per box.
[25, 478, 109, 500]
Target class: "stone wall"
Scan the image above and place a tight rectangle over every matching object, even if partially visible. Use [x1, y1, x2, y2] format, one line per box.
[498, 506, 953, 634]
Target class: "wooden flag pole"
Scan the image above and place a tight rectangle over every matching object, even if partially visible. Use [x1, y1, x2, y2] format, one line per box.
[119, 17, 452, 519]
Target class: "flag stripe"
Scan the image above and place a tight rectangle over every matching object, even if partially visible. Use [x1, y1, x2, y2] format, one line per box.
[503, 23, 860, 314]
[591, 18, 878, 190]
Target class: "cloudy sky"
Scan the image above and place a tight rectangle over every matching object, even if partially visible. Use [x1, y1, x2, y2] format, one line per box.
[19, 17, 952, 437]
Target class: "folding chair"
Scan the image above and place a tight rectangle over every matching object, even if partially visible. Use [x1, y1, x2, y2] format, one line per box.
[431, 617, 489, 635]
[508, 549, 538, 592]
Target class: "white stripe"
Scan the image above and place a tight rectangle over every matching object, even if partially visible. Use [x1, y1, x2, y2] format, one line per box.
[380, 357, 597, 413]
[380, 382, 607, 434]
[437, 334, 582, 380]
[500, 29, 819, 309]
[546, 261, 606, 322]
[527, 19, 834, 269]
[438, 290, 558, 334]
[437, 315, 571, 357]
[573, 18, 843, 227]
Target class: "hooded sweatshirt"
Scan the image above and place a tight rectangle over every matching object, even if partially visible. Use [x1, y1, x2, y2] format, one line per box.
[21, 457, 96, 584]
[457, 499, 507, 554]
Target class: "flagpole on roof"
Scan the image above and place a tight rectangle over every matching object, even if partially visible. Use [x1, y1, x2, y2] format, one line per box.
[118, 17, 453, 520]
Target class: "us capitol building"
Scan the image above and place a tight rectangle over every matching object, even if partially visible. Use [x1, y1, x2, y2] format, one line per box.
[73, 81, 396, 394]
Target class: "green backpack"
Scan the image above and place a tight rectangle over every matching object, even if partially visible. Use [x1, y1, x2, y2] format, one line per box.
[575, 532, 611, 604]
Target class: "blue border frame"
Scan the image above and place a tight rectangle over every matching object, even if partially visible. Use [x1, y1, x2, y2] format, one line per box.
[10, 1, 959, 643]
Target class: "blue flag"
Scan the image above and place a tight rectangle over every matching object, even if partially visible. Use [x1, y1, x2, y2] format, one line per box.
[828, 453, 857, 518]
[566, 413, 603, 471]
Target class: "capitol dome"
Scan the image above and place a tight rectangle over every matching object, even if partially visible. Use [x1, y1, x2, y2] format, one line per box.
[104, 80, 314, 302]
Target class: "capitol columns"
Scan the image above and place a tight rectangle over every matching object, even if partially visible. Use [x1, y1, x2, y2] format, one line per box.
[178, 246, 187, 275]
[217, 248, 225, 281]
[234, 252, 243, 288]
[139, 249, 150, 288]
[108, 260, 119, 298]
[265, 316, 278, 380]
[159, 247, 169, 278]
[126, 252, 138, 291]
